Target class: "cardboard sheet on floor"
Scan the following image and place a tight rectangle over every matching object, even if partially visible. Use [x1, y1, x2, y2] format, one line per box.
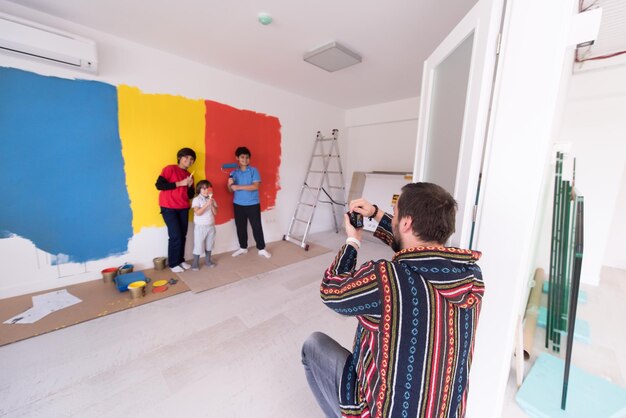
[177, 240, 332, 293]
[0, 268, 189, 346]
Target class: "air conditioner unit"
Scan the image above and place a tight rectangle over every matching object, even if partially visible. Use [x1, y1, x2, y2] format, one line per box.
[0, 13, 98, 73]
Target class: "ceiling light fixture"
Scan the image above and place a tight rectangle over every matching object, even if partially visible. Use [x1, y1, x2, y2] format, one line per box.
[303, 41, 362, 72]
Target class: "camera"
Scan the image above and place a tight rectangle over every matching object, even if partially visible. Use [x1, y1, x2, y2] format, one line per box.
[348, 211, 364, 229]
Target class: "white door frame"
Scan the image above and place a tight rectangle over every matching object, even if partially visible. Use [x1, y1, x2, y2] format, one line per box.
[413, 0, 504, 249]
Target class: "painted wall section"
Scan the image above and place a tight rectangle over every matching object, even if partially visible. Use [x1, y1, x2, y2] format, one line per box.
[0, 67, 132, 262]
[204, 100, 281, 225]
[117, 85, 206, 233]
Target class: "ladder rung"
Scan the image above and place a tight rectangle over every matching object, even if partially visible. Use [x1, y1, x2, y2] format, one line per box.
[318, 138, 335, 142]
[298, 202, 314, 207]
[285, 234, 305, 242]
[309, 170, 342, 174]
[328, 186, 344, 189]
[294, 218, 309, 223]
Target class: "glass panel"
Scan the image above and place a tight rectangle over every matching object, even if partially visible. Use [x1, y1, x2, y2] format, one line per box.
[423, 32, 474, 195]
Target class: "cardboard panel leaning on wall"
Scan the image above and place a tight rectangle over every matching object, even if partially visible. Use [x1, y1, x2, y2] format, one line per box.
[361, 172, 412, 231]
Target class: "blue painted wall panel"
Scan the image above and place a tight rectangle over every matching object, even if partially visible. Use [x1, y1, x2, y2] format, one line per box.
[0, 67, 132, 262]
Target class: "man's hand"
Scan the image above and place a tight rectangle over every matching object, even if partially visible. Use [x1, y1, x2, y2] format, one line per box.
[344, 213, 362, 241]
[349, 198, 377, 218]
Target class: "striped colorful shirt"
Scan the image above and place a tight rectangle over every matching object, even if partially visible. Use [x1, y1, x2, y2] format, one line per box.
[321, 213, 484, 418]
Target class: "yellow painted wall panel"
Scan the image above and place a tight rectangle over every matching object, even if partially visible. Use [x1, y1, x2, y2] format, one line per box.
[118, 86, 206, 233]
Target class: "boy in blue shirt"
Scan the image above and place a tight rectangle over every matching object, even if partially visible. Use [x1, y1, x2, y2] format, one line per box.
[227, 146, 271, 258]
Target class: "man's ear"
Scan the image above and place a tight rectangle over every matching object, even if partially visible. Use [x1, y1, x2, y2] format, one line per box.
[400, 216, 413, 234]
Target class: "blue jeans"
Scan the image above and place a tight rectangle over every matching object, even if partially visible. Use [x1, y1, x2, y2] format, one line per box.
[160, 207, 189, 268]
[301, 332, 350, 418]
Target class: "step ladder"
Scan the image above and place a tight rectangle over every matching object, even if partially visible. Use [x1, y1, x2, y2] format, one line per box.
[283, 129, 346, 250]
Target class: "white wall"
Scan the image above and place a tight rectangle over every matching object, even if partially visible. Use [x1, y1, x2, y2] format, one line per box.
[555, 64, 626, 277]
[344, 97, 419, 183]
[467, 0, 579, 416]
[606, 163, 626, 270]
[0, 0, 344, 298]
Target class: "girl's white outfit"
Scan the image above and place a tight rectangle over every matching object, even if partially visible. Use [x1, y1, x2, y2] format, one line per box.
[191, 195, 217, 255]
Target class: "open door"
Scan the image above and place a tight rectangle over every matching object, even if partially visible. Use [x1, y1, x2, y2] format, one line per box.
[413, 0, 504, 249]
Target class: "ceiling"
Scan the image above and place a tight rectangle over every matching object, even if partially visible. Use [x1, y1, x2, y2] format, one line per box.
[5, 0, 477, 109]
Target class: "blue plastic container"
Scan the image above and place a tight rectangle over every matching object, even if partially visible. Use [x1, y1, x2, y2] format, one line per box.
[114, 271, 146, 292]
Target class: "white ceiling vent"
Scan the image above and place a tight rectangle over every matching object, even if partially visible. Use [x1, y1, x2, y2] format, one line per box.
[0, 12, 98, 73]
[303, 41, 362, 72]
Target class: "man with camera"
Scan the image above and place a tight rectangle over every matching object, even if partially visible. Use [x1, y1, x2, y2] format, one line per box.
[301, 182, 485, 418]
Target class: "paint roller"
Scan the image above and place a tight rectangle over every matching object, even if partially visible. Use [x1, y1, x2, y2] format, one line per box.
[221, 162, 238, 174]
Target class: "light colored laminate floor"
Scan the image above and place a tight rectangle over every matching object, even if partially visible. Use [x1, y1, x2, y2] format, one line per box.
[0, 231, 390, 417]
[503, 265, 626, 417]
[1, 230, 624, 417]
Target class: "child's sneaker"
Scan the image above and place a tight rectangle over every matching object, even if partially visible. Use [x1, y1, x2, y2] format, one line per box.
[232, 248, 248, 257]
[258, 249, 271, 258]
[171, 265, 185, 273]
[206, 262, 216, 268]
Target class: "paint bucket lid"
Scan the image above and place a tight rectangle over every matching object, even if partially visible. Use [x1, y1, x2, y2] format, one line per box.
[102, 267, 118, 273]
[153, 279, 168, 287]
[152, 284, 168, 293]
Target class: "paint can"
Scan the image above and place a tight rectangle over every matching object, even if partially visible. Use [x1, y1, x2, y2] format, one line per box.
[128, 281, 146, 299]
[153, 257, 166, 271]
[101, 267, 118, 284]
[118, 263, 134, 275]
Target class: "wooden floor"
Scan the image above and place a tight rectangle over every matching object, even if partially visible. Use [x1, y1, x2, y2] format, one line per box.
[1, 230, 623, 417]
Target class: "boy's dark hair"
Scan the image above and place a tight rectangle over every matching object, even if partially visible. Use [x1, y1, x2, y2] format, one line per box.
[397, 182, 457, 244]
[177, 147, 196, 162]
[195, 180, 213, 195]
[235, 147, 251, 157]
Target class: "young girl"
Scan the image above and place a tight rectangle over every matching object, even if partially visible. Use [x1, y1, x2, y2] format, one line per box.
[191, 180, 218, 270]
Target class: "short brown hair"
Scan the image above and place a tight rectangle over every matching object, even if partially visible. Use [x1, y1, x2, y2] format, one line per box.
[195, 180, 213, 195]
[397, 182, 457, 244]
